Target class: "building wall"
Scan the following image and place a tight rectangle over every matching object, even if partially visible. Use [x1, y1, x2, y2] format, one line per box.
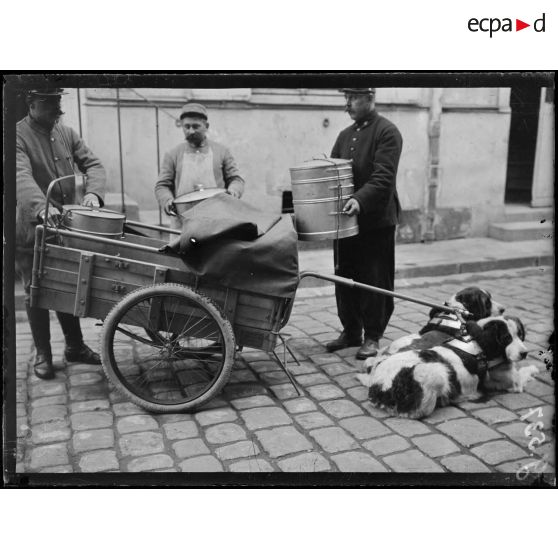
[437, 88, 511, 236]
[61, 87, 514, 241]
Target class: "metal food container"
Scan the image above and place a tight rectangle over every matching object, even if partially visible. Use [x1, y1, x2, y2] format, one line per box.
[289, 158, 359, 241]
[62, 205, 126, 238]
[173, 188, 223, 214]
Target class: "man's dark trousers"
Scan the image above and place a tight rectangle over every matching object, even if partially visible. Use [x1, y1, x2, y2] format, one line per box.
[333, 225, 396, 341]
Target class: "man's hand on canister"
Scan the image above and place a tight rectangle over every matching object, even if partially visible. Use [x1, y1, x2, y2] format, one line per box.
[343, 198, 360, 216]
[82, 193, 101, 208]
[163, 199, 177, 216]
[227, 186, 242, 199]
[38, 206, 61, 227]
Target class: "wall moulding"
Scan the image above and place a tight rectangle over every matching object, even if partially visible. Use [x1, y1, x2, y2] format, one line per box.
[82, 87, 432, 110]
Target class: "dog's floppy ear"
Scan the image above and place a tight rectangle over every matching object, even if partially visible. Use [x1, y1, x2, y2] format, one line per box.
[466, 320, 493, 354]
[465, 320, 483, 339]
[474, 319, 509, 358]
[457, 288, 491, 320]
[496, 322, 513, 348]
[479, 289, 493, 318]
[506, 316, 526, 342]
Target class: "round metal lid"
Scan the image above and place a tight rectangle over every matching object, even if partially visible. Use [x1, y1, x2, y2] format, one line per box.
[62, 205, 125, 220]
[289, 158, 351, 171]
[174, 188, 223, 203]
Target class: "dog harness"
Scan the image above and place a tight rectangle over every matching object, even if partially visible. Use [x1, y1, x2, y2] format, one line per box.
[445, 335, 489, 378]
[420, 309, 466, 337]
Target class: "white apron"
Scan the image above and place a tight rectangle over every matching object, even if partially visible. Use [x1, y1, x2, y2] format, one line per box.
[172, 147, 219, 228]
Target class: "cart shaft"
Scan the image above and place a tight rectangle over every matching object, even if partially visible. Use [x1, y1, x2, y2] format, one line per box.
[298, 271, 472, 318]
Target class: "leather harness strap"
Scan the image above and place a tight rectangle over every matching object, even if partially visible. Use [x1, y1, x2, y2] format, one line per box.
[428, 316, 463, 330]
[445, 336, 489, 377]
[421, 310, 467, 337]
[427, 308, 504, 375]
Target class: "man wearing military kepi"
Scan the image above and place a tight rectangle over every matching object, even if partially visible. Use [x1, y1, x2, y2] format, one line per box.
[155, 102, 245, 228]
[326, 88, 403, 359]
[16, 88, 107, 379]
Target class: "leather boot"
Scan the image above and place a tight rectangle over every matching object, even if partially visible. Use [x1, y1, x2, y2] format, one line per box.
[57, 312, 101, 365]
[34, 349, 54, 379]
[356, 338, 380, 360]
[326, 331, 362, 353]
[26, 303, 54, 379]
[56, 311, 84, 347]
[64, 344, 101, 365]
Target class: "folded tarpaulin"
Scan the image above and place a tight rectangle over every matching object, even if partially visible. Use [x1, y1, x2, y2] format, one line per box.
[160, 193, 300, 299]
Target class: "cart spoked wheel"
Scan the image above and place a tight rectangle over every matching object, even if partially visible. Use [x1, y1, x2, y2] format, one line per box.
[101, 283, 235, 413]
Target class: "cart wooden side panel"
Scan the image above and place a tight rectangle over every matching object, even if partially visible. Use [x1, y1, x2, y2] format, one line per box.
[32, 230, 291, 353]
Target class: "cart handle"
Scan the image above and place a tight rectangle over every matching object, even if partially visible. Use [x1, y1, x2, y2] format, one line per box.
[126, 219, 181, 236]
[298, 271, 473, 320]
[38, 174, 82, 277]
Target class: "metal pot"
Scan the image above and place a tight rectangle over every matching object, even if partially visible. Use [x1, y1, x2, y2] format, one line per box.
[173, 188, 223, 215]
[289, 158, 359, 241]
[62, 205, 126, 238]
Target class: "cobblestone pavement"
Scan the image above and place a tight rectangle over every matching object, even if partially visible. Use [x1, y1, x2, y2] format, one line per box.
[14, 266, 555, 479]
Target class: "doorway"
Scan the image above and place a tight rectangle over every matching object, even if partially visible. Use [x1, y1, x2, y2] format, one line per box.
[504, 85, 541, 204]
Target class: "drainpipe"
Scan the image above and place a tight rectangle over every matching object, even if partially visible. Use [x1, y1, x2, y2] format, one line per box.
[76, 88, 83, 138]
[423, 88, 443, 242]
[155, 106, 162, 226]
[116, 88, 126, 214]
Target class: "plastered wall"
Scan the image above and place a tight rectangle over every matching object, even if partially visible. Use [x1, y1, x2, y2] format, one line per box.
[61, 87, 515, 239]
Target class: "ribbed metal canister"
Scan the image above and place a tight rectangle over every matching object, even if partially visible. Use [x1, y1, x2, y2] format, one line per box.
[289, 158, 358, 241]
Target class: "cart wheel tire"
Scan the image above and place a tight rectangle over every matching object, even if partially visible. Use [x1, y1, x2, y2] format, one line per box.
[100, 283, 235, 413]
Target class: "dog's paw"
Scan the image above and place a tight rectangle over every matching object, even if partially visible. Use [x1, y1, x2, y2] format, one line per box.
[362, 356, 377, 372]
[356, 373, 373, 388]
[512, 365, 539, 392]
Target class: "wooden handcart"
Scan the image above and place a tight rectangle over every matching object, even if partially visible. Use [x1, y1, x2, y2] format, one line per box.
[30, 176, 469, 413]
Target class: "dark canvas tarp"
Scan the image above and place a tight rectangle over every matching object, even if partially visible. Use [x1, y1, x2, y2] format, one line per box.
[160, 193, 299, 299]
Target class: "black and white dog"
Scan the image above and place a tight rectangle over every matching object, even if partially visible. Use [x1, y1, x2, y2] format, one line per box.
[378, 287, 505, 357]
[356, 316, 538, 419]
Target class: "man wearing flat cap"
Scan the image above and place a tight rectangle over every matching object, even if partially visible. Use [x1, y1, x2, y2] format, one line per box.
[155, 102, 245, 227]
[16, 87, 107, 379]
[326, 88, 403, 359]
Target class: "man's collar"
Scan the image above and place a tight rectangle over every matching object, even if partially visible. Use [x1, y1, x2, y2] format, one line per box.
[185, 138, 208, 149]
[353, 110, 377, 129]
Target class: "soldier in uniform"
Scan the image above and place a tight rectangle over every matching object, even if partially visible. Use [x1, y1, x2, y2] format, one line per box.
[326, 88, 403, 359]
[16, 88, 106, 379]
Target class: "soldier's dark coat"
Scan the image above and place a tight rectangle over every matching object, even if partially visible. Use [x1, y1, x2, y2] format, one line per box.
[331, 109, 403, 340]
[331, 110, 402, 232]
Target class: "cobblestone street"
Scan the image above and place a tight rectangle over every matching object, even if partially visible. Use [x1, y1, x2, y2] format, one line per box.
[14, 266, 555, 479]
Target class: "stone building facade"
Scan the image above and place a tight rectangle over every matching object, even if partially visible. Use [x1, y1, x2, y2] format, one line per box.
[61, 86, 554, 243]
